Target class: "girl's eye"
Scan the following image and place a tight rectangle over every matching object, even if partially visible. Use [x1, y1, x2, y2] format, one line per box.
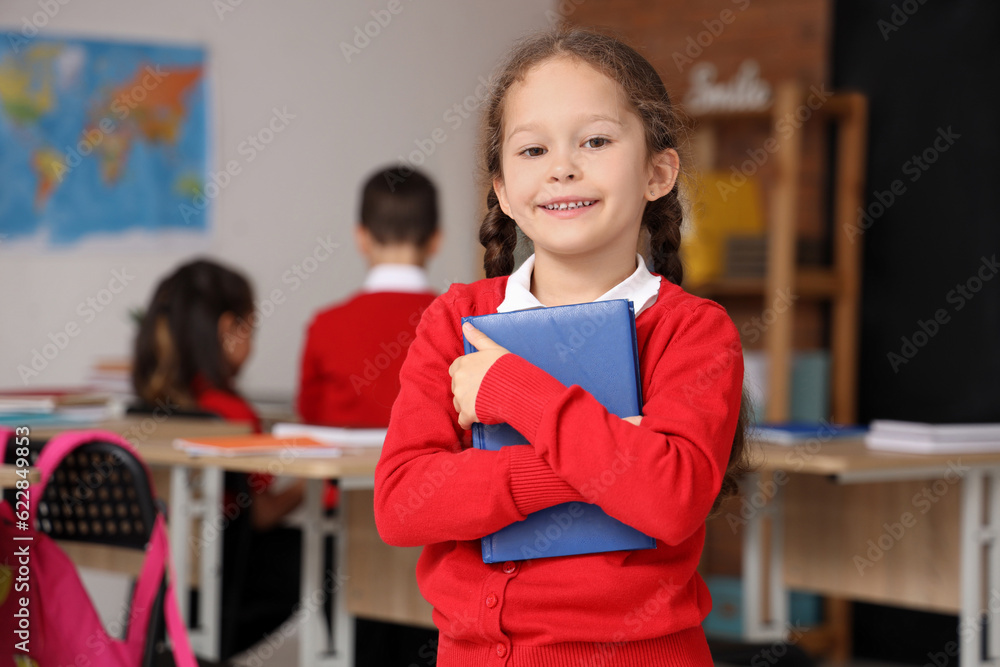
[520, 146, 546, 157]
[584, 137, 609, 149]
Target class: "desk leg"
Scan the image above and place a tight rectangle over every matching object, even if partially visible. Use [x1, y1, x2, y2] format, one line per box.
[960, 467, 1000, 667]
[741, 472, 788, 642]
[200, 466, 223, 661]
[171, 465, 222, 662]
[170, 466, 191, 629]
[299, 478, 352, 667]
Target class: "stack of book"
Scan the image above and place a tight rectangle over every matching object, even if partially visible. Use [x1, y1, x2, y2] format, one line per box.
[0, 388, 113, 427]
[865, 421, 1000, 454]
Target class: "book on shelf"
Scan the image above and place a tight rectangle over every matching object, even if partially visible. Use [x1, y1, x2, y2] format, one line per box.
[865, 420, 1000, 454]
[751, 422, 867, 445]
[462, 299, 656, 563]
[172, 434, 343, 457]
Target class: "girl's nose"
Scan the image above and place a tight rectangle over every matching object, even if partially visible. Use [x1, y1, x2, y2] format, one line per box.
[548, 151, 578, 182]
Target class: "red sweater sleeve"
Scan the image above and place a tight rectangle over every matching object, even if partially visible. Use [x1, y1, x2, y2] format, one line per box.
[373, 290, 584, 547]
[475, 301, 743, 546]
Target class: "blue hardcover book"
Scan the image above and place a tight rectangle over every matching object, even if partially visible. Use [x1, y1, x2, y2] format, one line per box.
[461, 299, 656, 563]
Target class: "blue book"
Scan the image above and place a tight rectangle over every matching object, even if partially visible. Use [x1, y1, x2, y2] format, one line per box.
[462, 299, 656, 563]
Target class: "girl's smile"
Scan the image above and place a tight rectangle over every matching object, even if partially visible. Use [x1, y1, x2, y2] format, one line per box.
[538, 196, 600, 218]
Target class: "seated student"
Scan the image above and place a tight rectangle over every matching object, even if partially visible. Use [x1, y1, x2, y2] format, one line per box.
[297, 165, 440, 427]
[132, 258, 303, 657]
[296, 166, 441, 663]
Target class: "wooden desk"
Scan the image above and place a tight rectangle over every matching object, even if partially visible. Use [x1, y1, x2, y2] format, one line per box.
[740, 438, 1000, 667]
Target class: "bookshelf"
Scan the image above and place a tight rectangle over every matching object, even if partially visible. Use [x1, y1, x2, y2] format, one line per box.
[689, 82, 868, 660]
[687, 81, 869, 425]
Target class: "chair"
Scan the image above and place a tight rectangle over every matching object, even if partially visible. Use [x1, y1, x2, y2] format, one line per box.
[2, 431, 172, 666]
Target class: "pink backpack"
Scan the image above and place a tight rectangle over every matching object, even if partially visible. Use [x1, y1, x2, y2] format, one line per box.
[0, 428, 197, 666]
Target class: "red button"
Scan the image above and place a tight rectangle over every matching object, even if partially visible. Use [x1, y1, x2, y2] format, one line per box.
[496, 643, 507, 658]
[502, 561, 517, 574]
[485, 593, 498, 608]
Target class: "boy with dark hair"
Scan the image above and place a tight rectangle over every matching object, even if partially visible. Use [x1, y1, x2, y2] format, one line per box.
[297, 166, 440, 426]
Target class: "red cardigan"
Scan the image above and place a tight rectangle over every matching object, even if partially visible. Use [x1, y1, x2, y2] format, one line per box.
[374, 276, 743, 666]
[297, 290, 437, 427]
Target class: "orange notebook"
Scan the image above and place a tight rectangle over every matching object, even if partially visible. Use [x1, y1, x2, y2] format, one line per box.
[172, 434, 342, 457]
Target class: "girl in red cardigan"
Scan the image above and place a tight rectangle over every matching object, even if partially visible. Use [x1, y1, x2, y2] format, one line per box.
[133, 259, 304, 656]
[375, 28, 751, 666]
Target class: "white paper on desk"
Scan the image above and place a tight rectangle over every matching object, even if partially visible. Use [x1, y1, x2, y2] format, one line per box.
[866, 420, 1000, 453]
[271, 423, 387, 448]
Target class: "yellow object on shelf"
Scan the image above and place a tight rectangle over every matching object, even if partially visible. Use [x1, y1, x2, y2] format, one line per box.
[681, 170, 765, 286]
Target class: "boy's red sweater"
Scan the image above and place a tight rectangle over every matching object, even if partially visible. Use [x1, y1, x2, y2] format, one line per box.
[374, 276, 744, 666]
[298, 290, 437, 427]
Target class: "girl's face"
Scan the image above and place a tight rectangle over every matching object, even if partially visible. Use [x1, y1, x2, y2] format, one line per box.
[493, 56, 677, 268]
[219, 311, 252, 375]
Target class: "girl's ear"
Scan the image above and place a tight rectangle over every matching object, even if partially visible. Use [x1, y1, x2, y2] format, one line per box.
[647, 148, 680, 201]
[355, 225, 374, 261]
[492, 176, 512, 217]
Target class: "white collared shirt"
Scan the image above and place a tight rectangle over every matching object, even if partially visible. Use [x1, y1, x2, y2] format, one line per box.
[361, 263, 431, 293]
[497, 253, 662, 316]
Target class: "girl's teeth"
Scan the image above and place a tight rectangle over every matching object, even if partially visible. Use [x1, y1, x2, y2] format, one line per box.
[545, 200, 594, 210]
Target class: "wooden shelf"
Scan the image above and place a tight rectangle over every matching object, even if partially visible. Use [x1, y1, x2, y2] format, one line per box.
[688, 267, 839, 299]
[688, 81, 867, 425]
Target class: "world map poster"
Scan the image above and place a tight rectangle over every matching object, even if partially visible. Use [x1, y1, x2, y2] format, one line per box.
[0, 34, 207, 248]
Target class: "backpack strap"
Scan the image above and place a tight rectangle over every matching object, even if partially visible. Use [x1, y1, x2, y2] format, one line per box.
[0, 427, 13, 450]
[30, 429, 199, 666]
[135, 513, 198, 667]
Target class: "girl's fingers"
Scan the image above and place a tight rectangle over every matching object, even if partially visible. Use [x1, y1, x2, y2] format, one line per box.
[462, 322, 502, 351]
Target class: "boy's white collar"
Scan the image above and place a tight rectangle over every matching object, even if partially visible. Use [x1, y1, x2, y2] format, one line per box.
[362, 264, 430, 293]
[497, 253, 661, 316]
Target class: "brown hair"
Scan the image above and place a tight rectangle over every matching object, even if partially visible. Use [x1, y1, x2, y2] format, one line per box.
[133, 259, 254, 407]
[360, 166, 439, 247]
[477, 26, 752, 516]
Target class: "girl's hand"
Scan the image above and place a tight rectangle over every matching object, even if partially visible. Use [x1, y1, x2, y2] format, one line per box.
[449, 322, 510, 429]
[623, 415, 643, 426]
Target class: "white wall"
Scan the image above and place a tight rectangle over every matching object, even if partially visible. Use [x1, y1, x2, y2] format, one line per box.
[0, 0, 553, 397]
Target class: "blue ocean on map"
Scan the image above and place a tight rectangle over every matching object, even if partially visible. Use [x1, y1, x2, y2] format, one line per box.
[0, 34, 207, 246]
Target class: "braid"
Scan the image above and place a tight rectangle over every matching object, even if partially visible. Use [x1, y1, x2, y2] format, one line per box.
[479, 189, 518, 278]
[645, 188, 684, 284]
